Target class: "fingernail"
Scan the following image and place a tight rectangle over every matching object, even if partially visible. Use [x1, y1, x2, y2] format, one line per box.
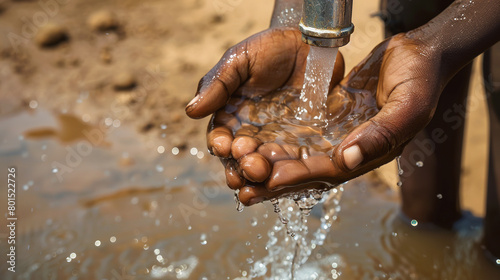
[186, 94, 200, 110]
[343, 145, 363, 170]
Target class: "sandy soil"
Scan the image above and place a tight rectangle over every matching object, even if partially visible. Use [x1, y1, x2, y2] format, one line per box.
[0, 0, 489, 215]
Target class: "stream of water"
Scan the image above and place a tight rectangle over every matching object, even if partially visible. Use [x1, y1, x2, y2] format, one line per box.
[296, 46, 339, 124]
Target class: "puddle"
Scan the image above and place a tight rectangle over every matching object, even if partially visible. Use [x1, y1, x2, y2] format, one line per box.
[1, 108, 499, 279]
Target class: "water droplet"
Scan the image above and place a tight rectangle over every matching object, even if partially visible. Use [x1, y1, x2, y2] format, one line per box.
[156, 165, 164, 172]
[112, 119, 121, 128]
[157, 146, 165, 154]
[200, 233, 207, 245]
[396, 156, 404, 175]
[104, 118, 113, 126]
[95, 240, 101, 247]
[496, 259, 500, 265]
[190, 147, 198, 156]
[70, 252, 76, 259]
[52, 168, 58, 173]
[29, 100, 38, 109]
[437, 194, 443, 199]
[172, 147, 180, 155]
[110, 236, 117, 243]
[250, 218, 258, 227]
[411, 219, 418, 227]
[397, 181, 403, 187]
[235, 191, 244, 212]
[416, 161, 424, 167]
[154, 249, 160, 255]
[160, 124, 167, 129]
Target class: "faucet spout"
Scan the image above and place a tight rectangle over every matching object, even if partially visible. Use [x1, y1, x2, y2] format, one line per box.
[299, 0, 354, 48]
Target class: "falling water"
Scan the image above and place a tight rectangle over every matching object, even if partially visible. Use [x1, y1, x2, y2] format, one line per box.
[251, 187, 344, 279]
[396, 156, 403, 187]
[296, 46, 339, 124]
[235, 190, 244, 212]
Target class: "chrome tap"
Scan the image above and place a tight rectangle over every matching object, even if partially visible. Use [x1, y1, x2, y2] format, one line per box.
[299, 0, 354, 48]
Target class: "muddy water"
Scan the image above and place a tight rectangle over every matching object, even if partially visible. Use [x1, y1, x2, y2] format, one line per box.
[1, 108, 499, 279]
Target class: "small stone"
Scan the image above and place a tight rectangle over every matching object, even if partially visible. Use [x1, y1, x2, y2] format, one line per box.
[113, 71, 136, 91]
[35, 23, 68, 47]
[87, 10, 119, 32]
[100, 48, 112, 64]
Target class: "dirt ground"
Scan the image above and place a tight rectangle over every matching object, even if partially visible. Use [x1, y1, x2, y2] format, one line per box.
[0, 0, 489, 215]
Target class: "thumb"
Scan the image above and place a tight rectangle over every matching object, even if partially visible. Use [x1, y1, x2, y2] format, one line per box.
[185, 43, 250, 119]
[333, 93, 434, 172]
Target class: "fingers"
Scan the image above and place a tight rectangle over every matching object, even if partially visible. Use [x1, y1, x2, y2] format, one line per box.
[267, 154, 335, 191]
[186, 43, 251, 119]
[239, 153, 272, 183]
[231, 136, 262, 159]
[207, 110, 241, 158]
[225, 160, 245, 189]
[207, 126, 233, 158]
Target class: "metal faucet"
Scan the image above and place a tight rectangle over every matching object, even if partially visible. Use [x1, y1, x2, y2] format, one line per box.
[299, 0, 354, 48]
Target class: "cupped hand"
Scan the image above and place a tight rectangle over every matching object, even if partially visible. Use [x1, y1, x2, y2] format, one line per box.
[187, 30, 445, 206]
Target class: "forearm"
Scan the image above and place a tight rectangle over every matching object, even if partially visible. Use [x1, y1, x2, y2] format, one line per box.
[408, 0, 500, 82]
[270, 0, 303, 28]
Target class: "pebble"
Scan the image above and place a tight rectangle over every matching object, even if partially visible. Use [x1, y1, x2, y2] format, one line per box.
[87, 10, 119, 32]
[35, 23, 68, 47]
[100, 48, 112, 64]
[113, 71, 136, 91]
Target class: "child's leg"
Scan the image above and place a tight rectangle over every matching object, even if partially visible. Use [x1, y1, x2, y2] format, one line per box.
[400, 65, 471, 228]
[379, 0, 471, 228]
[483, 42, 500, 259]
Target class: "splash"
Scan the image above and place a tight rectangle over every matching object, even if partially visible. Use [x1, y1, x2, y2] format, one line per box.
[251, 187, 344, 279]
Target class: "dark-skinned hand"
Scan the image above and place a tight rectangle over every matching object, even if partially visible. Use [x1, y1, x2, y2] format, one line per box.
[186, 28, 444, 206]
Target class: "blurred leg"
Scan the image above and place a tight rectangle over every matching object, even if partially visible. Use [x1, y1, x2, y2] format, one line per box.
[400, 65, 471, 228]
[483, 42, 500, 259]
[380, 0, 470, 228]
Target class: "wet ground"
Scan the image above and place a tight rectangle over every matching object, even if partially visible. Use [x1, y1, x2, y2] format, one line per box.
[1, 107, 499, 279]
[0, 0, 497, 279]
